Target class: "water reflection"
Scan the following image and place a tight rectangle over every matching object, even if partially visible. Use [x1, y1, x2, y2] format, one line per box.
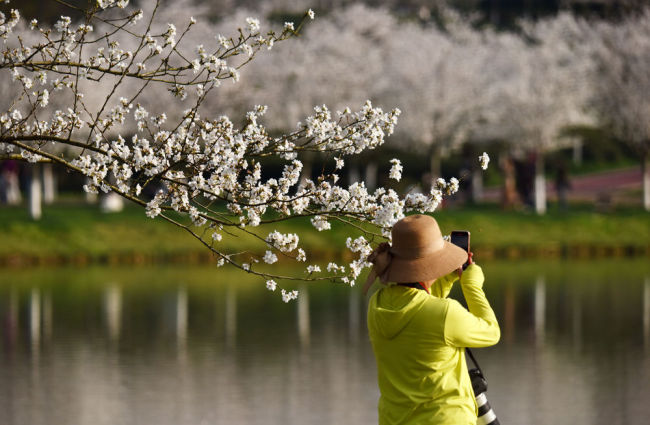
[42, 290, 52, 343]
[0, 260, 649, 425]
[29, 288, 40, 352]
[103, 284, 121, 343]
[571, 289, 582, 353]
[534, 275, 545, 347]
[225, 284, 237, 348]
[297, 285, 310, 348]
[643, 276, 650, 352]
[348, 287, 360, 343]
[5, 288, 18, 353]
[176, 286, 188, 348]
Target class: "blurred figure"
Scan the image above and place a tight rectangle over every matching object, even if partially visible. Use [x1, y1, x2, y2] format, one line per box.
[555, 159, 572, 211]
[0, 160, 22, 205]
[514, 153, 535, 209]
[500, 155, 518, 209]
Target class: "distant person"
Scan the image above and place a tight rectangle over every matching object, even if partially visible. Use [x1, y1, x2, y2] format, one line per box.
[514, 154, 535, 209]
[364, 214, 500, 424]
[554, 160, 571, 210]
[0, 160, 22, 205]
[500, 156, 518, 209]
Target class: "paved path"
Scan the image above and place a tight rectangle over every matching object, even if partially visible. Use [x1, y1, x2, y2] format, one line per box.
[483, 166, 643, 204]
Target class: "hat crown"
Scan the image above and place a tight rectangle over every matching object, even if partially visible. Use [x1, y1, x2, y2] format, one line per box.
[391, 215, 444, 259]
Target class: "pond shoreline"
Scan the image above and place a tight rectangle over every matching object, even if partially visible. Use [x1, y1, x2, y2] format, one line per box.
[1, 204, 648, 268]
[1, 243, 648, 268]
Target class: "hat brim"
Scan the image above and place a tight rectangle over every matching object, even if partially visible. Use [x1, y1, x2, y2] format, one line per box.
[386, 241, 468, 283]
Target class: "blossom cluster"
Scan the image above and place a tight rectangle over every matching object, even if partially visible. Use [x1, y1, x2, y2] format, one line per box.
[479, 152, 490, 170]
[0, 1, 490, 302]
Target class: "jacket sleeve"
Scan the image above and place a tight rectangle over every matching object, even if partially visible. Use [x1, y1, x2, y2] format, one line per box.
[429, 270, 459, 299]
[443, 264, 500, 348]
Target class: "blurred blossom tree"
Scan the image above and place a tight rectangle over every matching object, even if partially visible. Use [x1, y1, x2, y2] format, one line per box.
[474, 13, 597, 214]
[0, 0, 488, 299]
[222, 5, 492, 187]
[381, 9, 487, 182]
[215, 5, 391, 188]
[592, 9, 650, 211]
[216, 4, 603, 213]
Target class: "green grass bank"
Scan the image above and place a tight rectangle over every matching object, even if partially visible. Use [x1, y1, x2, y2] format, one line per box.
[0, 203, 648, 267]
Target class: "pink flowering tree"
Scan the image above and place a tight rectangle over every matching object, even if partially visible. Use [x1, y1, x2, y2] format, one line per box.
[0, 0, 489, 300]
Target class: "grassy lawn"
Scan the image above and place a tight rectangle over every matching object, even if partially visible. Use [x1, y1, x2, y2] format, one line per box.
[433, 203, 649, 247]
[0, 201, 648, 264]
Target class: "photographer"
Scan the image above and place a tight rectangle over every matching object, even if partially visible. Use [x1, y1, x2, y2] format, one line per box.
[364, 214, 500, 425]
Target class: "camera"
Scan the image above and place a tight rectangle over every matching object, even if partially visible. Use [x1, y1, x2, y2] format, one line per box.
[471, 374, 499, 425]
[467, 350, 500, 425]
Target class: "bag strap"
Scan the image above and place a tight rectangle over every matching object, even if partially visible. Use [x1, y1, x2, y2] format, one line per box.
[465, 348, 484, 375]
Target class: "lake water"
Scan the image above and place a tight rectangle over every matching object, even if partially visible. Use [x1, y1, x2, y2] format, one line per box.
[1, 260, 649, 425]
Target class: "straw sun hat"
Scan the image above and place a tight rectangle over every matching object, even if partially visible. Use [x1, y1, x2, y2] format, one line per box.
[363, 214, 468, 294]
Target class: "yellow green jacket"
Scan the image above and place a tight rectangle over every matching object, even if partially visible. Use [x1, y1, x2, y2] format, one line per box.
[367, 264, 500, 425]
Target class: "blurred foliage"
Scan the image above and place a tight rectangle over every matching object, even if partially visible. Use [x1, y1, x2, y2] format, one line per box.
[1, 0, 90, 24]
[4, 0, 648, 26]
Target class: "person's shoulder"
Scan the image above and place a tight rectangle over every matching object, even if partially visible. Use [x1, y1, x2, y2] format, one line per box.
[421, 292, 456, 310]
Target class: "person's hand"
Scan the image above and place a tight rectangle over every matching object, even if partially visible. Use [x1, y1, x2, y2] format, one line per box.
[457, 252, 474, 278]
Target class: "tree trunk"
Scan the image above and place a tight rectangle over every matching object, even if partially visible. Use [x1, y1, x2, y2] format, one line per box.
[299, 152, 313, 189]
[85, 178, 98, 204]
[365, 161, 377, 191]
[572, 139, 583, 166]
[641, 153, 650, 211]
[499, 152, 517, 209]
[534, 152, 546, 215]
[471, 167, 483, 203]
[42, 163, 56, 204]
[29, 164, 42, 220]
[348, 162, 361, 186]
[429, 145, 441, 180]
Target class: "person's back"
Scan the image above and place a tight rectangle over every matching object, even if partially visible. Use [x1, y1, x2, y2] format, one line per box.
[364, 215, 500, 425]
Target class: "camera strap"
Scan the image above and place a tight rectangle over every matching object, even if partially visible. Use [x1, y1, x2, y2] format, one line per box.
[466, 348, 484, 375]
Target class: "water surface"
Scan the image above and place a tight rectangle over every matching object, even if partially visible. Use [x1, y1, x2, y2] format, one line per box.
[1, 260, 649, 425]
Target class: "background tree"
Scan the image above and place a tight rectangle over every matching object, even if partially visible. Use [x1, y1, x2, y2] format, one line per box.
[474, 13, 596, 213]
[0, 0, 486, 300]
[592, 9, 650, 211]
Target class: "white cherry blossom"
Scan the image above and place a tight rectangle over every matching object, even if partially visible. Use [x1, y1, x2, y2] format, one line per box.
[0, 1, 491, 301]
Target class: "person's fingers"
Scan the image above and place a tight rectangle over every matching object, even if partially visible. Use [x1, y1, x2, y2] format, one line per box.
[467, 251, 474, 264]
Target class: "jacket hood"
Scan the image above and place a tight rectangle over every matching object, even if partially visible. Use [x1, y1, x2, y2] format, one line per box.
[368, 286, 428, 339]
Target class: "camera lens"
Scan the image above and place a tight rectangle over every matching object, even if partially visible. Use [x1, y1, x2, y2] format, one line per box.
[476, 392, 499, 425]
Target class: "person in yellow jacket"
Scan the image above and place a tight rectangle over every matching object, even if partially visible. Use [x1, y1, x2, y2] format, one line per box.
[364, 214, 500, 425]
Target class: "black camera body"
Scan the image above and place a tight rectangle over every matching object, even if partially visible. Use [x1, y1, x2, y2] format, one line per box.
[469, 367, 488, 395]
[467, 351, 500, 425]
